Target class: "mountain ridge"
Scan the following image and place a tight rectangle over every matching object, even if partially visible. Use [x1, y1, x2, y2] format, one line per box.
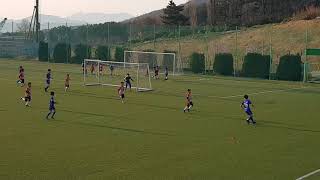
[1, 13, 134, 32]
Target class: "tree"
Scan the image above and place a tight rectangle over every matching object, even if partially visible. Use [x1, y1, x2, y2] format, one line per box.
[38, 41, 49, 62]
[95, 45, 111, 61]
[189, 0, 198, 29]
[74, 44, 91, 64]
[161, 0, 189, 26]
[53, 43, 71, 63]
[17, 19, 30, 35]
[206, 0, 216, 25]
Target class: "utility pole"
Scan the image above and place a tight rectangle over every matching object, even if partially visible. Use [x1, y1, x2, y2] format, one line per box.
[35, 0, 40, 42]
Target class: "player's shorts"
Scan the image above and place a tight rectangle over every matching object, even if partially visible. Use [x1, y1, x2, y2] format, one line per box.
[46, 80, 51, 85]
[245, 109, 253, 116]
[155, 71, 159, 76]
[49, 106, 56, 111]
[165, 73, 168, 76]
[65, 84, 70, 88]
[20, 79, 25, 84]
[120, 94, 125, 99]
[188, 101, 194, 107]
[126, 82, 131, 88]
[25, 96, 31, 102]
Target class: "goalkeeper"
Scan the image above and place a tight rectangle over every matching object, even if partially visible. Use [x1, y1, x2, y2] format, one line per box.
[124, 73, 134, 91]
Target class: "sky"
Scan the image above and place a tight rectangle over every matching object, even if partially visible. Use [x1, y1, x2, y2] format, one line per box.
[0, 0, 187, 19]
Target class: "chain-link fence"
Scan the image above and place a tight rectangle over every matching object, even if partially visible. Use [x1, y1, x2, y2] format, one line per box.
[1, 21, 319, 81]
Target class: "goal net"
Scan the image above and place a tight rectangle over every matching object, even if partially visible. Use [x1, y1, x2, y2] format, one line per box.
[124, 51, 182, 76]
[84, 59, 152, 92]
[306, 62, 320, 83]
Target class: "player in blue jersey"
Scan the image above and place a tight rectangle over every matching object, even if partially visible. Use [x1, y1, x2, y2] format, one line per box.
[46, 91, 56, 119]
[109, 65, 114, 76]
[241, 95, 256, 125]
[45, 69, 52, 92]
[124, 73, 134, 90]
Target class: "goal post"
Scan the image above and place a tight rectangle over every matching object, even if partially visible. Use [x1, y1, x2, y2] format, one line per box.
[124, 50, 182, 76]
[83, 59, 152, 92]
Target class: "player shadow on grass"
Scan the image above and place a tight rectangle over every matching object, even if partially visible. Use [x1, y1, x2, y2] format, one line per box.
[75, 122, 175, 137]
[68, 91, 181, 112]
[57, 109, 175, 137]
[214, 114, 320, 133]
[258, 121, 320, 133]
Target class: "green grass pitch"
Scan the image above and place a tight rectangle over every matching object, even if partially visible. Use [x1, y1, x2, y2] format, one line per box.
[0, 59, 319, 180]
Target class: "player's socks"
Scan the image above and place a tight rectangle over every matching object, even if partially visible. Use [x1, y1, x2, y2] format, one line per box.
[51, 112, 56, 119]
[46, 112, 51, 119]
[251, 117, 256, 124]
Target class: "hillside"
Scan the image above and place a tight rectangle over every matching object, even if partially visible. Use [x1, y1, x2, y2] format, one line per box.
[127, 0, 319, 26]
[131, 19, 320, 67]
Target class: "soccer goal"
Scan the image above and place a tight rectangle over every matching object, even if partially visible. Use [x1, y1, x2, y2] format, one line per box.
[306, 62, 320, 83]
[83, 59, 152, 92]
[124, 50, 182, 75]
[304, 48, 320, 83]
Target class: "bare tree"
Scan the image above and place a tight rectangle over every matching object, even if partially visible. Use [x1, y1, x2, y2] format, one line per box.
[17, 19, 30, 34]
[207, 0, 216, 26]
[189, 0, 198, 29]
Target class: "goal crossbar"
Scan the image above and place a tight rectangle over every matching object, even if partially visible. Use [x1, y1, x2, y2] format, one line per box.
[85, 59, 149, 66]
[124, 50, 176, 56]
[123, 50, 181, 75]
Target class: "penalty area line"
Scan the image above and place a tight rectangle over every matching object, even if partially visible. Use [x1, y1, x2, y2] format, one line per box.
[207, 86, 307, 99]
[296, 169, 320, 180]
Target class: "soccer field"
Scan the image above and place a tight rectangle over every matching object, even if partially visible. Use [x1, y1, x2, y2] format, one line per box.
[0, 59, 319, 180]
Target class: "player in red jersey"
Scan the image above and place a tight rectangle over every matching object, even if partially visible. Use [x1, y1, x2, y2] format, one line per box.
[21, 82, 32, 107]
[99, 64, 103, 76]
[118, 82, 126, 103]
[184, 89, 193, 113]
[65, 74, 71, 92]
[17, 68, 25, 87]
[154, 66, 159, 79]
[90, 64, 95, 75]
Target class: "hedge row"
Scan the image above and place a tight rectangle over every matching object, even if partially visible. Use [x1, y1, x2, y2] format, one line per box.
[190, 52, 302, 81]
[213, 53, 234, 76]
[53, 43, 71, 63]
[276, 55, 302, 81]
[190, 53, 205, 73]
[40, 44, 176, 68]
[39, 43, 116, 64]
[242, 53, 270, 79]
[38, 41, 48, 62]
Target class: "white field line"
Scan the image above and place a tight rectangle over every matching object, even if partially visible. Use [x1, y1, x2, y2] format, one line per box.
[296, 169, 320, 180]
[204, 86, 307, 99]
[0, 77, 84, 86]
